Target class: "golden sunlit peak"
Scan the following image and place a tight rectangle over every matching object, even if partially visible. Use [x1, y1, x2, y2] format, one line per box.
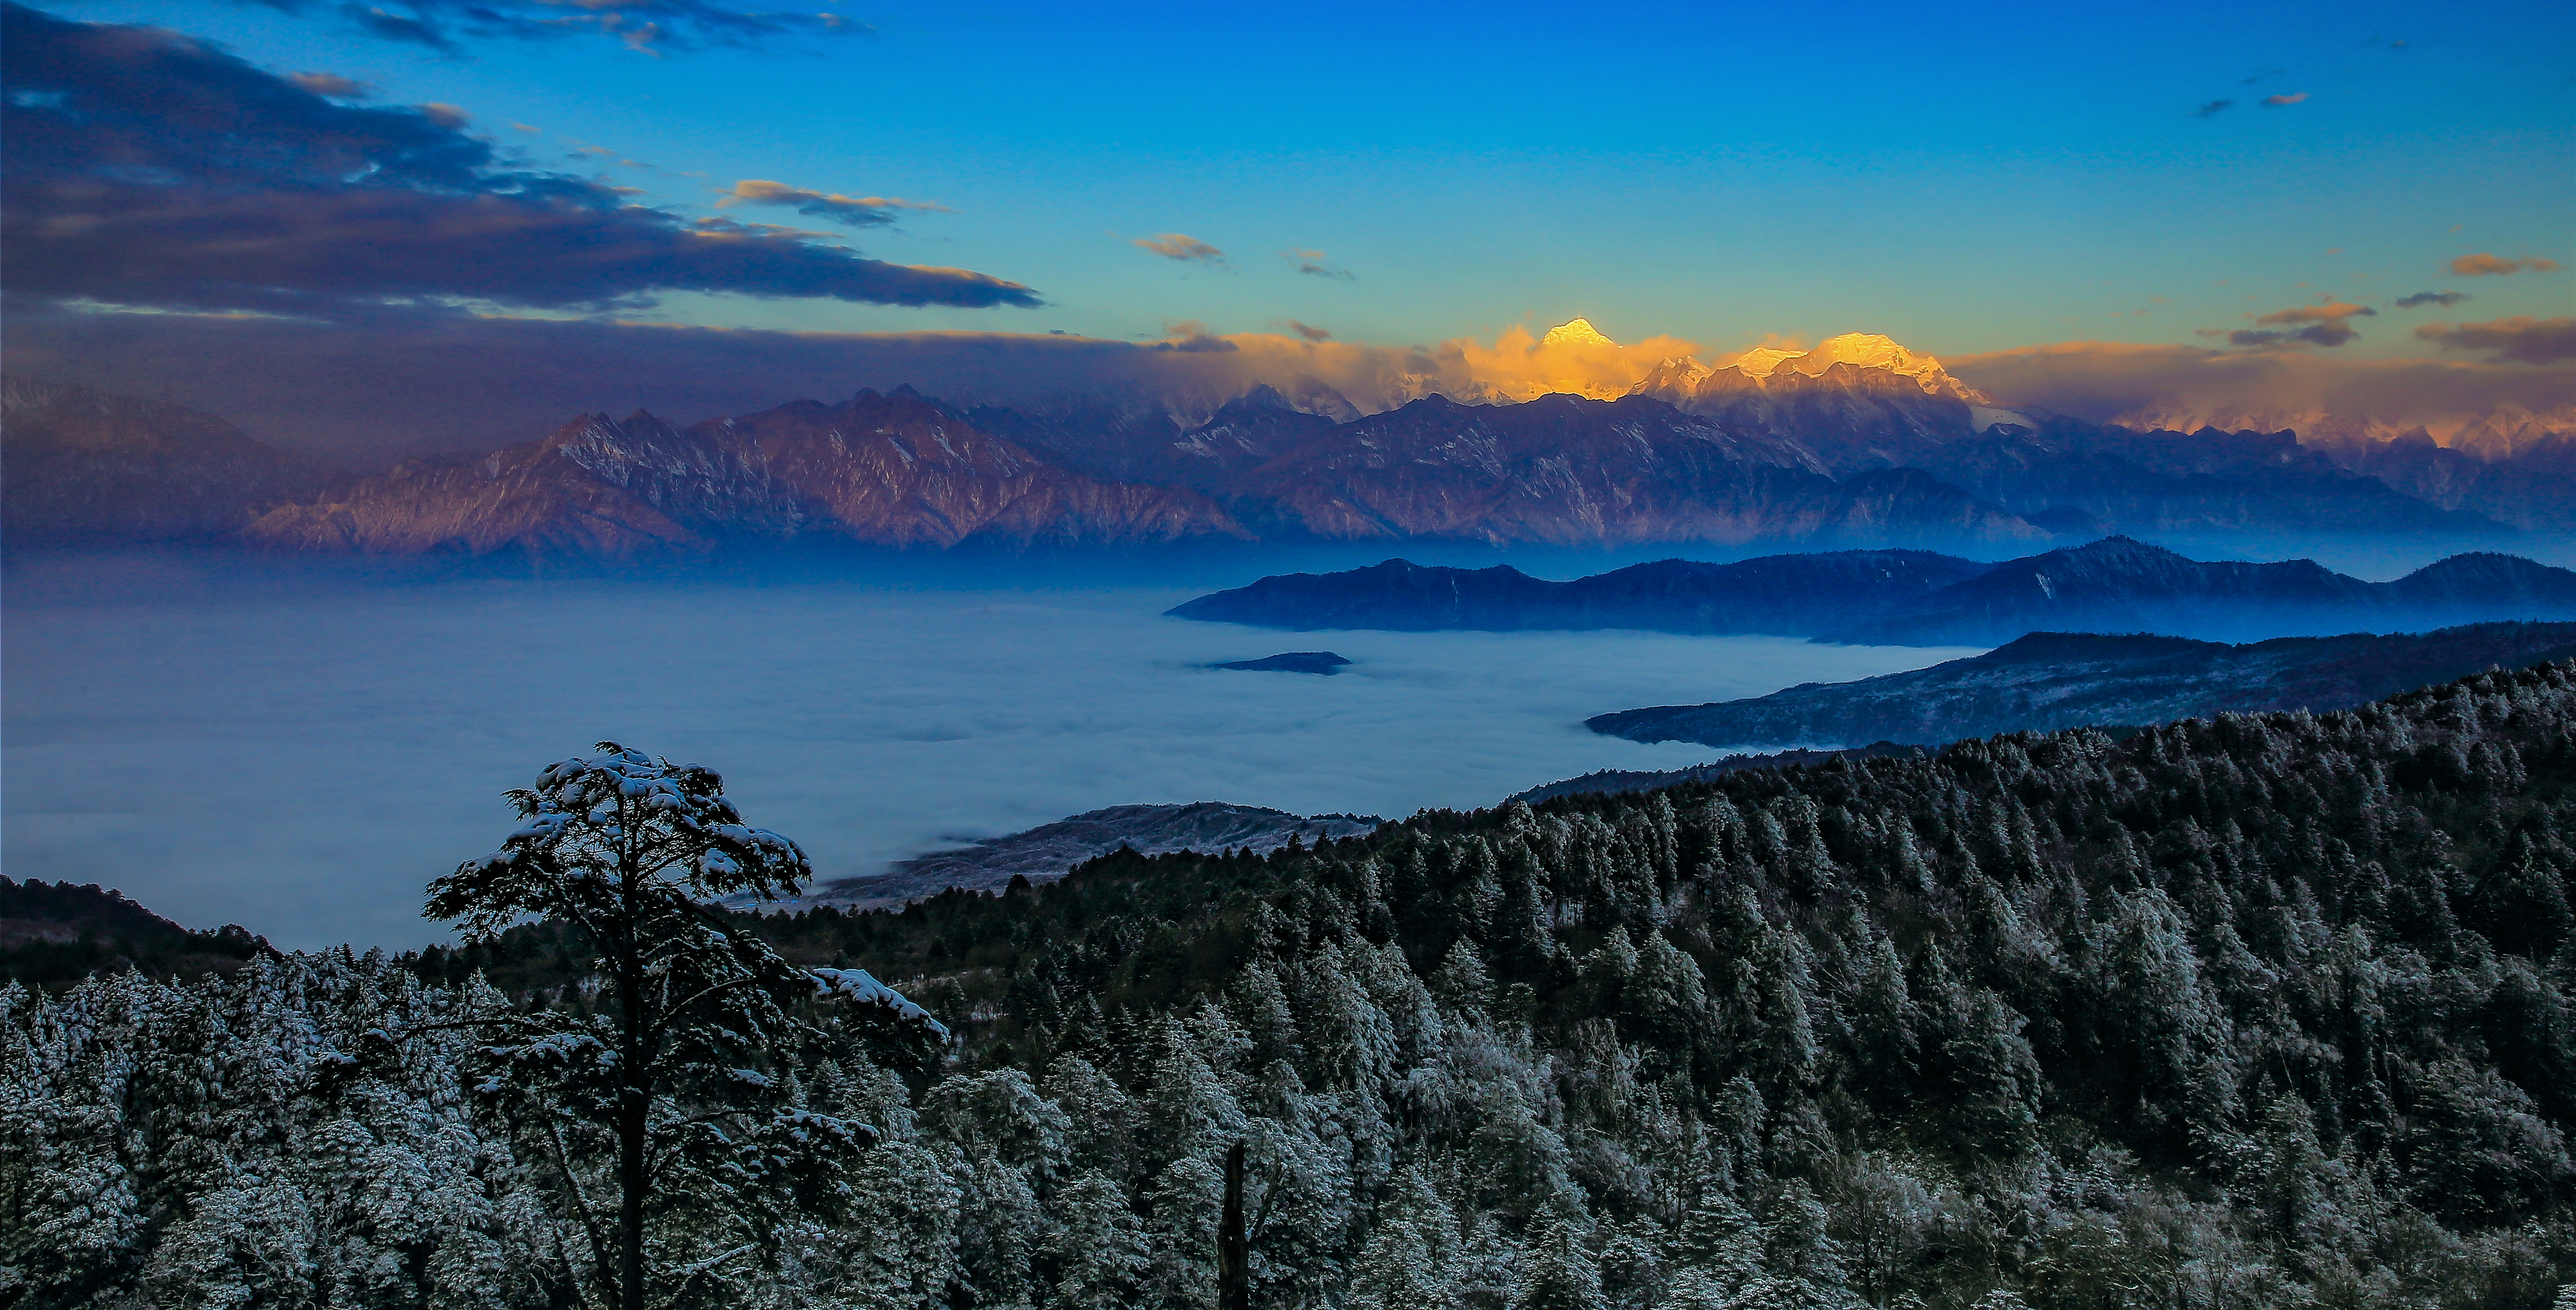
[1798, 332, 1943, 379]
[1540, 318, 1616, 349]
[1730, 346, 1807, 378]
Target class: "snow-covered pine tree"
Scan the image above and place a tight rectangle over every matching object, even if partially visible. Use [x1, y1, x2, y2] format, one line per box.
[424, 743, 945, 1310]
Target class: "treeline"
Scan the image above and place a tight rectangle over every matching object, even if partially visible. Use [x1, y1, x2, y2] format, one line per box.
[12, 662, 2576, 1307]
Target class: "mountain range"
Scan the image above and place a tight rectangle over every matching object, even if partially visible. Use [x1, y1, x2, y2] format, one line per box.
[3, 332, 2565, 556]
[1171, 536, 2576, 645]
[1586, 620, 2576, 749]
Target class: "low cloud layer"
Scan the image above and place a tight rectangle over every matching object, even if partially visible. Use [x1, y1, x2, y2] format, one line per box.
[0, 4, 1037, 313]
[1, 558, 1953, 947]
[12, 301, 2571, 466]
[2413, 317, 2576, 366]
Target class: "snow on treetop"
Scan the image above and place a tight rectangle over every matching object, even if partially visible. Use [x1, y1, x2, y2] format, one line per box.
[811, 967, 949, 1038]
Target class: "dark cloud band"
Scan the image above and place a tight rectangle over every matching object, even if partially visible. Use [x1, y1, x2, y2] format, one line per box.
[0, 3, 1038, 312]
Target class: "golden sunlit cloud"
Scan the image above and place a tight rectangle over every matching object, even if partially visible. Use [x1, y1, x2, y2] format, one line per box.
[287, 71, 374, 97]
[1135, 233, 1225, 263]
[2450, 253, 2561, 276]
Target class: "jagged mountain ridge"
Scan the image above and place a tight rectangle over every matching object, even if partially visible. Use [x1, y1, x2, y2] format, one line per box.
[1588, 620, 2576, 748]
[245, 389, 1251, 556]
[1173, 536, 2576, 646]
[202, 387, 2072, 556]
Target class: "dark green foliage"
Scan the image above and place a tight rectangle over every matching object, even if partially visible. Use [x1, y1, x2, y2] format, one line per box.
[0, 878, 272, 987]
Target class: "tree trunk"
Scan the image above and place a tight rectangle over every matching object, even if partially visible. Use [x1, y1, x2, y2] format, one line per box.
[1218, 1139, 1249, 1310]
[618, 857, 649, 1310]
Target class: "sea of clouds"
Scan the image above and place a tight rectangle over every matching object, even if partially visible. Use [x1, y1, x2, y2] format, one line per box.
[3, 553, 1971, 948]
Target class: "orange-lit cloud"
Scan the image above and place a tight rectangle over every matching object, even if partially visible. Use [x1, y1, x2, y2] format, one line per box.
[2413, 317, 2576, 365]
[2450, 253, 2561, 276]
[16, 305, 2573, 465]
[1947, 339, 2575, 442]
[2222, 299, 2376, 347]
[1135, 233, 1224, 263]
[2260, 92, 2308, 106]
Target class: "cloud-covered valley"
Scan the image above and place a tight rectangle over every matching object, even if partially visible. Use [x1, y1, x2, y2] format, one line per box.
[0, 553, 1965, 947]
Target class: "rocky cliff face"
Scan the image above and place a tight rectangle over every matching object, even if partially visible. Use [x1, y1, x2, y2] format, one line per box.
[2, 377, 333, 542]
[247, 390, 1251, 556]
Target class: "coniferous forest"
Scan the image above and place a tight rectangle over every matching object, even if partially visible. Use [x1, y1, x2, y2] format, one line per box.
[11, 661, 2576, 1309]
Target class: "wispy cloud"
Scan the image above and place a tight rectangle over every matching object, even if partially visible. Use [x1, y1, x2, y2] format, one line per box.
[2260, 92, 2309, 106]
[1135, 233, 1225, 263]
[2191, 99, 2234, 119]
[2394, 291, 2468, 309]
[719, 179, 952, 229]
[2449, 252, 2561, 276]
[2413, 316, 2576, 365]
[1283, 247, 1354, 280]
[194, 0, 871, 53]
[1285, 319, 1332, 342]
[2225, 299, 2375, 347]
[285, 71, 373, 97]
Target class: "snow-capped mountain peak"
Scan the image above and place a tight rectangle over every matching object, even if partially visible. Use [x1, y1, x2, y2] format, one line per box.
[1540, 318, 1616, 349]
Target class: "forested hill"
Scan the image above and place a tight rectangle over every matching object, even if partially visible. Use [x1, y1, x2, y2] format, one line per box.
[15, 661, 2576, 1307]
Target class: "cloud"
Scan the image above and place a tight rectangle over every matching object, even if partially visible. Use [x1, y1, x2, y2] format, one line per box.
[2221, 299, 2374, 348]
[1135, 233, 1225, 263]
[2253, 301, 2375, 327]
[2394, 291, 2468, 309]
[12, 301, 2571, 468]
[285, 70, 372, 97]
[418, 101, 468, 128]
[2450, 252, 2562, 276]
[1283, 248, 1354, 279]
[188, 0, 868, 53]
[0, 5, 1039, 313]
[718, 179, 952, 229]
[2228, 325, 2355, 348]
[2261, 92, 2309, 106]
[1947, 339, 2575, 442]
[2192, 99, 2235, 118]
[1285, 320, 1332, 342]
[2412, 317, 2576, 365]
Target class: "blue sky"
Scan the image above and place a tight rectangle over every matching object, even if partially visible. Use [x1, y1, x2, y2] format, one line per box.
[39, 0, 2573, 359]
